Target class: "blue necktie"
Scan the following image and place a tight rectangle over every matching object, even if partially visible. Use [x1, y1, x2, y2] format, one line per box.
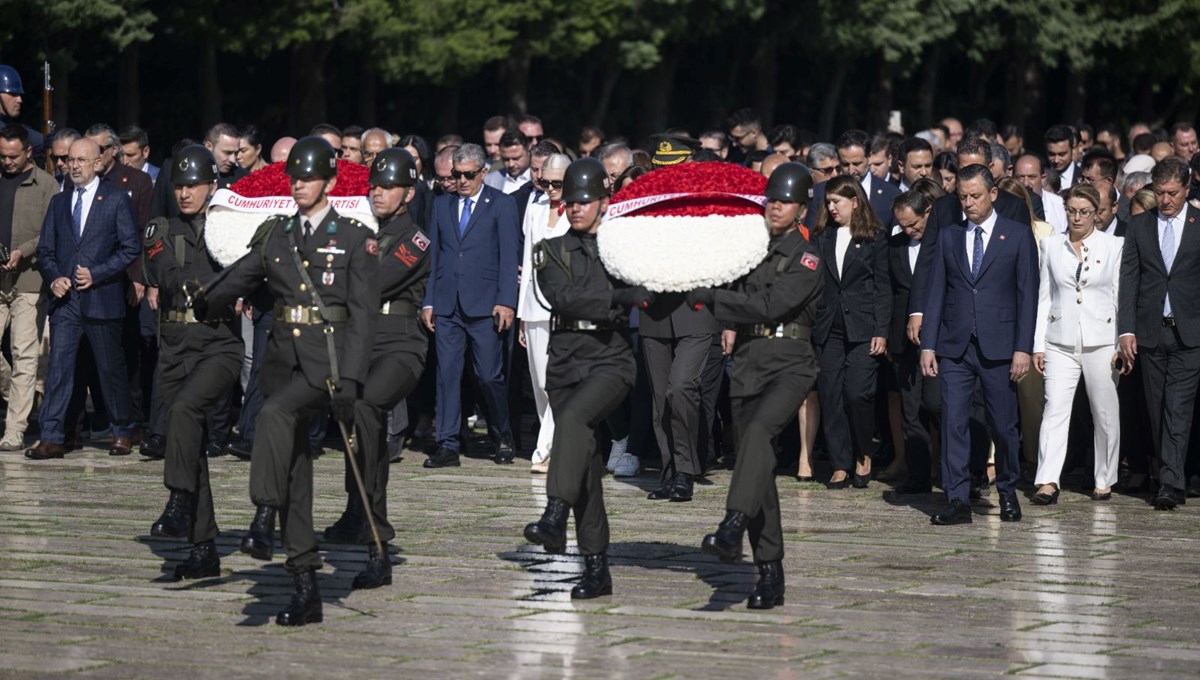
[72, 187, 85, 237]
[1163, 216, 1176, 316]
[971, 225, 984, 281]
[458, 197, 472, 237]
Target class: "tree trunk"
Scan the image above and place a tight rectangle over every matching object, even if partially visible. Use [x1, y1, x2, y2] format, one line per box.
[916, 44, 942, 128]
[1004, 48, 1038, 132]
[751, 38, 778, 128]
[201, 34, 222, 128]
[869, 57, 895, 133]
[637, 47, 681, 142]
[498, 45, 531, 116]
[591, 56, 621, 128]
[969, 55, 1001, 114]
[287, 42, 331, 132]
[817, 60, 848, 141]
[358, 61, 376, 127]
[117, 44, 140, 127]
[1063, 66, 1087, 126]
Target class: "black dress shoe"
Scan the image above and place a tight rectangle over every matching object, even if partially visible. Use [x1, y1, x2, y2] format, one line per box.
[323, 497, 368, 544]
[571, 552, 613, 600]
[930, 499, 973, 525]
[1091, 490, 1112, 501]
[647, 474, 675, 500]
[139, 434, 166, 460]
[669, 472, 694, 502]
[276, 569, 323, 626]
[224, 439, 252, 461]
[747, 560, 785, 609]
[174, 540, 220, 580]
[969, 474, 992, 500]
[825, 475, 851, 490]
[701, 510, 747, 562]
[1187, 476, 1200, 498]
[240, 505, 276, 560]
[893, 481, 932, 495]
[494, 435, 515, 465]
[205, 441, 226, 458]
[852, 472, 870, 489]
[524, 496, 569, 554]
[151, 489, 194, 538]
[999, 492, 1022, 522]
[352, 543, 392, 590]
[423, 445, 461, 468]
[1154, 486, 1185, 511]
[1031, 485, 1060, 505]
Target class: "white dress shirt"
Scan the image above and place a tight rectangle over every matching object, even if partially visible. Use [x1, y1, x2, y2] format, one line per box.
[966, 208, 999, 271]
[835, 226, 852, 277]
[500, 168, 530, 195]
[72, 176, 101, 235]
[907, 238, 921, 273]
[300, 204, 332, 235]
[458, 186, 484, 221]
[1042, 189, 1067, 233]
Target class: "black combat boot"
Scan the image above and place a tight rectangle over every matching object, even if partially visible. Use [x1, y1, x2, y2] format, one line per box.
[276, 569, 323, 626]
[323, 495, 368, 544]
[240, 505, 276, 560]
[701, 510, 748, 562]
[570, 552, 613, 600]
[523, 497, 570, 554]
[670, 472, 694, 502]
[747, 560, 786, 610]
[139, 434, 166, 460]
[151, 490, 194, 538]
[351, 543, 393, 590]
[173, 540, 220, 580]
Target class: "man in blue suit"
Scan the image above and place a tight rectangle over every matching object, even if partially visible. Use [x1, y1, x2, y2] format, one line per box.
[26, 138, 140, 459]
[420, 143, 520, 467]
[919, 165, 1038, 525]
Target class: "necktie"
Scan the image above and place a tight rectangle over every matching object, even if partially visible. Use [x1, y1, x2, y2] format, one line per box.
[458, 198, 472, 237]
[971, 225, 984, 281]
[1163, 216, 1176, 316]
[73, 187, 85, 237]
[302, 219, 313, 248]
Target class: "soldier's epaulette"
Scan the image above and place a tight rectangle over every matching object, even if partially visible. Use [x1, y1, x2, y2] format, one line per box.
[334, 215, 371, 235]
[532, 241, 549, 270]
[143, 217, 168, 247]
[248, 215, 286, 248]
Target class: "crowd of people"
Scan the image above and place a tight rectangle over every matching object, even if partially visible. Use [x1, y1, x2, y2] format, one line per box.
[2, 59, 1200, 621]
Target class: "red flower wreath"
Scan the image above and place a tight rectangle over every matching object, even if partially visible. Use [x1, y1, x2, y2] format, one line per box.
[611, 161, 767, 218]
[229, 160, 371, 198]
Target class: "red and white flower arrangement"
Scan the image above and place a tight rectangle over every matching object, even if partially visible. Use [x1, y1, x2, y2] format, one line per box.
[598, 161, 769, 292]
[205, 160, 376, 267]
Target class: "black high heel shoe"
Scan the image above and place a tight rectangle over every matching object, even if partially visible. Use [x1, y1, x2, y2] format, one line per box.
[1031, 485, 1060, 505]
[852, 473, 870, 489]
[825, 475, 851, 490]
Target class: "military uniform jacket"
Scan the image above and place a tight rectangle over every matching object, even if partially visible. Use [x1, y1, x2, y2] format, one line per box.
[205, 208, 379, 394]
[534, 230, 635, 392]
[144, 213, 242, 372]
[373, 211, 431, 360]
[712, 229, 824, 397]
[638, 291, 724, 338]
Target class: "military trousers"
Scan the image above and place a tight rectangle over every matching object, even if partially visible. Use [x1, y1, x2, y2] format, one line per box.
[251, 370, 329, 574]
[727, 361, 817, 562]
[346, 349, 425, 544]
[160, 349, 241, 544]
[546, 370, 633, 555]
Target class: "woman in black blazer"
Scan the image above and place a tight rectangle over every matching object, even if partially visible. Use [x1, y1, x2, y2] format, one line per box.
[812, 175, 892, 488]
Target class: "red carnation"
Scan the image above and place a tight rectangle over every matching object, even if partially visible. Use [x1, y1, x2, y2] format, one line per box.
[611, 161, 766, 218]
[230, 160, 371, 198]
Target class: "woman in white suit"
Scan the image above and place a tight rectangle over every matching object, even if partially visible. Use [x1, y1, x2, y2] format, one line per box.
[1032, 184, 1130, 503]
[518, 153, 572, 473]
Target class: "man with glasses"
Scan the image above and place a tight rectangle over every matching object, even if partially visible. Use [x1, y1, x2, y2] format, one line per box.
[360, 128, 392, 168]
[1080, 151, 1118, 196]
[484, 131, 531, 195]
[806, 143, 840, 184]
[49, 128, 82, 187]
[726, 108, 769, 156]
[518, 115, 545, 148]
[420, 143, 520, 468]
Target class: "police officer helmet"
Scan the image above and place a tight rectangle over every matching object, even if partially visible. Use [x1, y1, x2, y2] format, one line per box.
[0, 66, 23, 96]
[765, 162, 814, 205]
[285, 136, 338, 180]
[561, 157, 610, 203]
[172, 145, 219, 186]
[369, 147, 418, 188]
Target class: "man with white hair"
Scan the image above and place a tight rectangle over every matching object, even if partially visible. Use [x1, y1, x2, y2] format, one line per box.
[361, 128, 392, 168]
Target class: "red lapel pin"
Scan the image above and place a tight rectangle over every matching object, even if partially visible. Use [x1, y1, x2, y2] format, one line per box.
[998, 234, 1006, 240]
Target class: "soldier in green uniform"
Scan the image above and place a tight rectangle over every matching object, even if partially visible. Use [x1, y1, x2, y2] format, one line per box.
[692, 163, 823, 609]
[190, 136, 379, 626]
[322, 148, 431, 591]
[522, 157, 652, 599]
[146, 146, 243, 580]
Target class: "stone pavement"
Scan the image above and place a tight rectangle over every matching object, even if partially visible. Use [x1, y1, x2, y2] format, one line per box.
[1, 444, 1199, 679]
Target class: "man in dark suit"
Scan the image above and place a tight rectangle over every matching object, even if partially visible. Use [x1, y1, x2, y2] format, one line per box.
[920, 165, 1038, 525]
[889, 190, 940, 494]
[420, 143, 520, 467]
[804, 130, 901, 229]
[1045, 124, 1082, 189]
[1119, 158, 1200, 510]
[25, 138, 140, 459]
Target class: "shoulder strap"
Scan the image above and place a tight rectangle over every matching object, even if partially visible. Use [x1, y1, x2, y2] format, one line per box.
[285, 225, 341, 386]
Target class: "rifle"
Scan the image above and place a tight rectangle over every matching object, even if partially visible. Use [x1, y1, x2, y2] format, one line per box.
[42, 61, 54, 174]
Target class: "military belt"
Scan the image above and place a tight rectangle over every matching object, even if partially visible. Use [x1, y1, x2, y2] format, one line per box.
[380, 300, 418, 316]
[274, 304, 349, 324]
[738, 322, 810, 340]
[161, 309, 232, 324]
[551, 315, 622, 332]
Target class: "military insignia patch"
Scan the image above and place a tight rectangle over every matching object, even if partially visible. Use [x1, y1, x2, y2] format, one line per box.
[533, 243, 547, 270]
[144, 222, 157, 240]
[366, 238, 379, 256]
[412, 231, 429, 251]
[800, 252, 820, 271]
[322, 271, 335, 286]
[147, 241, 164, 260]
[326, 222, 337, 234]
[395, 244, 418, 267]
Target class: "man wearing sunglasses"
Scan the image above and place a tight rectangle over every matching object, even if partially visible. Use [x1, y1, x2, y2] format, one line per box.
[421, 143, 521, 468]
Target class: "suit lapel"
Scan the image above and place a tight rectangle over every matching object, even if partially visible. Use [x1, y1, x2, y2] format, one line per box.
[1172, 204, 1200, 269]
[951, 223, 971, 280]
[79, 184, 106, 245]
[461, 189, 491, 240]
[821, 230, 841, 284]
[841, 235, 863, 282]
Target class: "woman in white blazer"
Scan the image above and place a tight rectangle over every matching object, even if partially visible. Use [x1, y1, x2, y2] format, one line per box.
[518, 153, 572, 473]
[1032, 184, 1130, 503]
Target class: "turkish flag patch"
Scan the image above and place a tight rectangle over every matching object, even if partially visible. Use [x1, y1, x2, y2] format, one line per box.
[411, 231, 429, 252]
[800, 252, 820, 271]
[147, 240, 164, 260]
[365, 238, 379, 256]
[394, 244, 418, 267]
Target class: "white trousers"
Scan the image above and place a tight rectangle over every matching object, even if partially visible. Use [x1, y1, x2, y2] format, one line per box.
[524, 320, 555, 458]
[1035, 340, 1120, 489]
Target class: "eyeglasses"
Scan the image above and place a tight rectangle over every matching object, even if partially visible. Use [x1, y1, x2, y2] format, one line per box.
[51, 154, 69, 164]
[1080, 175, 1109, 185]
[526, 135, 544, 145]
[98, 144, 113, 154]
[1066, 208, 1096, 218]
[451, 169, 481, 180]
[436, 173, 454, 183]
[816, 164, 839, 176]
[537, 178, 564, 190]
[65, 156, 97, 166]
